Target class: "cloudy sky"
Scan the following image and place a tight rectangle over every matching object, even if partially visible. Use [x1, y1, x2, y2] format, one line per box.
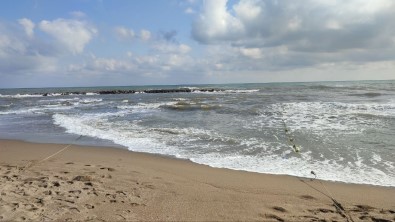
[1, 0, 394, 88]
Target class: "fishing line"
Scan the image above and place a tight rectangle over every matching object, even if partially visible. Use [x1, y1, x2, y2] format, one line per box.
[280, 106, 300, 153]
[20, 135, 84, 172]
[308, 171, 355, 222]
[280, 104, 354, 222]
[20, 109, 130, 172]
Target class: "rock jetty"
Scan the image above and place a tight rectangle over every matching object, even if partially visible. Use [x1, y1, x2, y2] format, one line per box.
[41, 88, 222, 96]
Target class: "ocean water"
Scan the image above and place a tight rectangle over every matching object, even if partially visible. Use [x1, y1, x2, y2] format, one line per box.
[0, 81, 394, 187]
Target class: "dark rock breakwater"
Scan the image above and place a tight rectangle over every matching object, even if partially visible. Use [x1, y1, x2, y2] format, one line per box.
[41, 88, 222, 96]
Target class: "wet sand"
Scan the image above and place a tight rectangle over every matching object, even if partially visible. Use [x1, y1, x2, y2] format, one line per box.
[0, 139, 394, 221]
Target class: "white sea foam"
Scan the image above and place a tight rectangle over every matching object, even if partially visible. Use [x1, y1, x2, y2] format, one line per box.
[86, 92, 99, 96]
[247, 102, 393, 136]
[0, 94, 42, 98]
[52, 113, 179, 155]
[52, 112, 395, 187]
[0, 108, 40, 115]
[117, 102, 177, 112]
[39, 98, 80, 103]
[173, 98, 187, 101]
[191, 89, 260, 94]
[224, 89, 260, 93]
[0, 105, 73, 115]
[189, 151, 395, 187]
[76, 98, 103, 104]
[47, 93, 62, 96]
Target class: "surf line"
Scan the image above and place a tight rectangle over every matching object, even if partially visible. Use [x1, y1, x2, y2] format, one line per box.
[280, 104, 354, 222]
[19, 111, 131, 172]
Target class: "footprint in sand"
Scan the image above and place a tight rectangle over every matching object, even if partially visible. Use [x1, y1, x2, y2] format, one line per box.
[272, 206, 287, 213]
[300, 195, 316, 200]
[354, 204, 375, 212]
[68, 190, 82, 195]
[85, 204, 94, 209]
[84, 182, 93, 186]
[263, 213, 284, 222]
[73, 175, 92, 182]
[43, 190, 52, 196]
[101, 174, 112, 179]
[99, 167, 115, 172]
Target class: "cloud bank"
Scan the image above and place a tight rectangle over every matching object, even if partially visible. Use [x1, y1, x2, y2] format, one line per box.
[1, 0, 395, 88]
[193, 0, 395, 50]
[39, 19, 97, 54]
[191, 0, 395, 70]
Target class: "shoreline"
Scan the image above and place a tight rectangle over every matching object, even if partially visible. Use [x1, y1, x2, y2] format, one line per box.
[1, 139, 394, 221]
[2, 136, 393, 189]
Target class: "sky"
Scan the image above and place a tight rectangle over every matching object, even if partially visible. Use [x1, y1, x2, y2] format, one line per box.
[0, 0, 394, 88]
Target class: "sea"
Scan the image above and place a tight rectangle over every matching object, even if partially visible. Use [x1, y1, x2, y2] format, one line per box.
[0, 80, 394, 187]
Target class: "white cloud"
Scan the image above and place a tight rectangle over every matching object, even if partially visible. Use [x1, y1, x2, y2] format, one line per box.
[39, 19, 97, 54]
[192, 0, 244, 43]
[91, 58, 136, 71]
[185, 7, 195, 14]
[115, 26, 135, 40]
[179, 44, 191, 54]
[325, 20, 342, 30]
[239, 47, 262, 59]
[153, 43, 191, 54]
[18, 18, 35, 38]
[192, 0, 395, 51]
[140, 29, 151, 41]
[0, 21, 59, 76]
[233, 0, 261, 22]
[68, 56, 137, 75]
[190, 0, 395, 73]
[2, 2, 395, 88]
[115, 27, 152, 42]
[287, 16, 302, 31]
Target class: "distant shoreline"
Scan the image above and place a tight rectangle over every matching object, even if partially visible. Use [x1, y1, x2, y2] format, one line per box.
[1, 78, 393, 90]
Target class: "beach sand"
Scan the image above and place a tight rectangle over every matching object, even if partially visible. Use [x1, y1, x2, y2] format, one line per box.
[0, 139, 394, 221]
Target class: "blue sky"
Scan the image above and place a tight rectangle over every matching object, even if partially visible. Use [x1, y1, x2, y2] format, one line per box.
[1, 0, 394, 88]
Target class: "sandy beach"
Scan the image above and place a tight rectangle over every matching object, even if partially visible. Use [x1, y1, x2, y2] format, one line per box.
[0, 139, 394, 221]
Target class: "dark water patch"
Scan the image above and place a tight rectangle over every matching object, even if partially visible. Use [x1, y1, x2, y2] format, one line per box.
[161, 101, 221, 111]
[355, 112, 394, 120]
[308, 85, 338, 90]
[349, 92, 382, 98]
